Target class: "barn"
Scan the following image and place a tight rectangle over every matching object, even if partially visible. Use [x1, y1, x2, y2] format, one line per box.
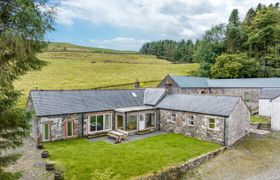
[258, 88, 280, 117]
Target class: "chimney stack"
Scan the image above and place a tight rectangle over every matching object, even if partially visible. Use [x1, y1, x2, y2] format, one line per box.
[134, 79, 140, 89]
[165, 80, 173, 94]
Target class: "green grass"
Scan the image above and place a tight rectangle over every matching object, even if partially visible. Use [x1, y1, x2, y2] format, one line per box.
[15, 42, 198, 107]
[250, 115, 270, 124]
[44, 133, 221, 179]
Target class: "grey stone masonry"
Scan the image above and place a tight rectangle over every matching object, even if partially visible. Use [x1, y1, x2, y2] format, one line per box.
[225, 99, 250, 146]
[159, 110, 225, 145]
[38, 113, 82, 141]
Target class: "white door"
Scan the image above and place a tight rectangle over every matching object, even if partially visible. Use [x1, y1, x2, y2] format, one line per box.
[138, 114, 145, 130]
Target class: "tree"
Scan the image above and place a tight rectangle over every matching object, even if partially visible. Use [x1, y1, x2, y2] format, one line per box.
[193, 24, 226, 76]
[0, 0, 55, 178]
[244, 8, 256, 25]
[210, 53, 260, 78]
[228, 9, 240, 26]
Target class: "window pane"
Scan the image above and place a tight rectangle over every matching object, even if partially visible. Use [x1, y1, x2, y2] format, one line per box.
[117, 115, 124, 130]
[90, 116, 96, 132]
[97, 115, 104, 131]
[67, 121, 73, 136]
[145, 113, 155, 128]
[209, 123, 215, 129]
[127, 115, 137, 131]
[209, 118, 215, 129]
[44, 124, 49, 140]
[105, 114, 112, 130]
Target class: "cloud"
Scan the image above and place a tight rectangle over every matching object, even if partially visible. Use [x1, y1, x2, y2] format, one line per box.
[56, 0, 279, 48]
[90, 37, 149, 51]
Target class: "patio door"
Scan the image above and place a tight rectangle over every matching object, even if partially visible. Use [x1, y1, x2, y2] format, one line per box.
[42, 123, 50, 141]
[138, 114, 145, 130]
[116, 115, 124, 130]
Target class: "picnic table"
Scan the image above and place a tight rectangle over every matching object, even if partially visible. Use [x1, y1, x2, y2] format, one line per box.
[108, 130, 128, 141]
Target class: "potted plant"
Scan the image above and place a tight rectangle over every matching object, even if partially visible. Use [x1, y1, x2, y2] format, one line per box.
[41, 151, 49, 158]
[45, 160, 55, 171]
[54, 163, 65, 180]
[36, 136, 43, 149]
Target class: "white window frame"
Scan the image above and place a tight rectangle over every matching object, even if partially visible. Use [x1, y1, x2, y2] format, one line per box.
[115, 113, 125, 130]
[41, 123, 50, 141]
[127, 114, 138, 132]
[145, 112, 156, 128]
[207, 117, 217, 130]
[66, 120, 74, 137]
[171, 112, 177, 123]
[187, 115, 194, 126]
[88, 113, 112, 133]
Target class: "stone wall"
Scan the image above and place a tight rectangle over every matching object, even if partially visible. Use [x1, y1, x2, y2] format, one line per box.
[136, 147, 226, 180]
[159, 110, 225, 144]
[39, 113, 82, 141]
[226, 99, 250, 146]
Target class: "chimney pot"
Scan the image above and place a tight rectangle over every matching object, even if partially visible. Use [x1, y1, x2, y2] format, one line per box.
[134, 79, 140, 89]
[165, 80, 173, 94]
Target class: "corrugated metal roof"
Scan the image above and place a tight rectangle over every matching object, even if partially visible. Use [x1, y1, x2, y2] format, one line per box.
[260, 88, 280, 99]
[170, 75, 280, 88]
[144, 88, 166, 105]
[30, 90, 145, 116]
[157, 94, 240, 116]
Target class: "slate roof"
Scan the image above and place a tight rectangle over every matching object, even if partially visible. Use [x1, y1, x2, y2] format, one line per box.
[259, 88, 280, 99]
[157, 94, 241, 117]
[30, 90, 145, 116]
[169, 75, 280, 88]
[144, 88, 166, 105]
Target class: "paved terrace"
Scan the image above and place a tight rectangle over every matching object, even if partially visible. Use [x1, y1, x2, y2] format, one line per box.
[87, 131, 167, 144]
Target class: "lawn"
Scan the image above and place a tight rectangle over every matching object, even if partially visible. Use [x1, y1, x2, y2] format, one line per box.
[14, 43, 198, 107]
[44, 133, 221, 179]
[250, 115, 270, 124]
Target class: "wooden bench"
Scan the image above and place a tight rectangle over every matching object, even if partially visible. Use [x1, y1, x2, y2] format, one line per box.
[136, 128, 154, 135]
[86, 132, 108, 139]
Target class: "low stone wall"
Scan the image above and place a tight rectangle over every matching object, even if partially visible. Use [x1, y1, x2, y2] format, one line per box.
[136, 147, 226, 180]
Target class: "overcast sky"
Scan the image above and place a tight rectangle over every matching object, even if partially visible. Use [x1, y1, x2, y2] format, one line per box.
[48, 0, 279, 51]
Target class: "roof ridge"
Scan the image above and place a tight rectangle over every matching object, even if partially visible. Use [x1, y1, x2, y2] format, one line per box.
[30, 89, 146, 92]
[170, 93, 241, 99]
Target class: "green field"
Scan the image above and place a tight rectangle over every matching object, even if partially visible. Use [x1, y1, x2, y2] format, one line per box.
[15, 42, 198, 107]
[44, 133, 221, 179]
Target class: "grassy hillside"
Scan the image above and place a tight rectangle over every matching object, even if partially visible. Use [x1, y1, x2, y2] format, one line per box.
[15, 42, 198, 107]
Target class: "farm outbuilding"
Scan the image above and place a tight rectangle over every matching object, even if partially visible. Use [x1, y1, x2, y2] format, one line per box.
[272, 96, 280, 131]
[258, 88, 280, 117]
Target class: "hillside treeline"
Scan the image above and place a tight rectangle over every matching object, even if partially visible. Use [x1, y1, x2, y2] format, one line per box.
[139, 3, 280, 78]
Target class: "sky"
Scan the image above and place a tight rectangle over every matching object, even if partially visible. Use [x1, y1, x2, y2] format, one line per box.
[48, 0, 279, 51]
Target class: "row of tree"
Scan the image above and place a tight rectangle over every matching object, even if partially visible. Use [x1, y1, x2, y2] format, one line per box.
[139, 39, 194, 63]
[140, 3, 280, 78]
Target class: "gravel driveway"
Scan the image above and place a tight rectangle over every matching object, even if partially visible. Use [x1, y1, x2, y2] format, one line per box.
[183, 132, 280, 180]
[5, 138, 53, 180]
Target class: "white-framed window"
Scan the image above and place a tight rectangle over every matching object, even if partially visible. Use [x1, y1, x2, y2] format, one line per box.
[145, 113, 156, 128]
[171, 113, 177, 123]
[187, 115, 194, 126]
[41, 123, 50, 141]
[208, 117, 216, 130]
[66, 121, 74, 137]
[127, 115, 138, 131]
[88, 113, 112, 133]
[244, 92, 251, 102]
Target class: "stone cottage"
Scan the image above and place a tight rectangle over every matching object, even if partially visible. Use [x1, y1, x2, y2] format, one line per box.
[158, 75, 280, 111]
[27, 88, 250, 146]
